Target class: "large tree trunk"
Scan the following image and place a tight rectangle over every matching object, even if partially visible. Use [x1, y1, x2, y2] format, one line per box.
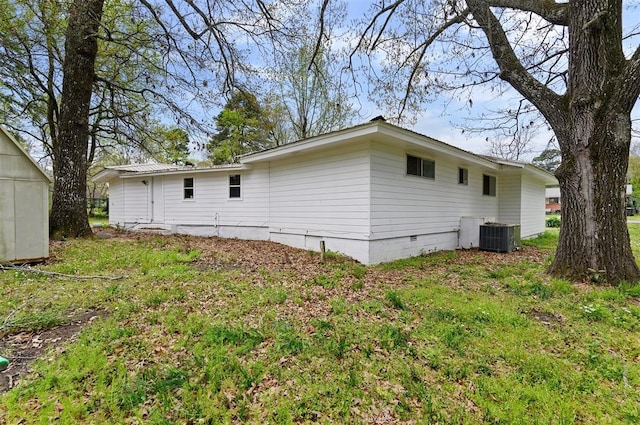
[548, 0, 640, 284]
[49, 0, 104, 238]
[467, 0, 640, 284]
[551, 110, 639, 283]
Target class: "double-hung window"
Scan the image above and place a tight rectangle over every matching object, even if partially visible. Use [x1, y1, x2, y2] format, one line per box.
[229, 174, 241, 198]
[183, 178, 194, 199]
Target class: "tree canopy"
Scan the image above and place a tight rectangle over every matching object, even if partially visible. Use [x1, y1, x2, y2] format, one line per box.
[207, 91, 274, 164]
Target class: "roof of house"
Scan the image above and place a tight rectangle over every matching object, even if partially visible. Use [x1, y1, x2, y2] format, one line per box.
[0, 126, 53, 183]
[482, 155, 557, 185]
[92, 162, 248, 182]
[241, 120, 498, 169]
[93, 121, 557, 185]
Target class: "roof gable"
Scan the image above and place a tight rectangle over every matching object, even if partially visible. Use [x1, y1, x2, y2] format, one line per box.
[0, 126, 52, 183]
[241, 121, 556, 185]
[241, 121, 499, 169]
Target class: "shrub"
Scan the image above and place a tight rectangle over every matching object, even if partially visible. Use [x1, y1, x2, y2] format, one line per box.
[546, 216, 561, 227]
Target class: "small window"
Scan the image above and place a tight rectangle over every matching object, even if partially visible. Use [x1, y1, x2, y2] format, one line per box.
[458, 168, 468, 185]
[406, 155, 435, 179]
[183, 178, 194, 199]
[229, 174, 241, 198]
[483, 174, 496, 196]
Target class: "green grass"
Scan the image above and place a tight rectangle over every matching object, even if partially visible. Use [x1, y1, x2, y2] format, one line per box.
[1, 231, 640, 423]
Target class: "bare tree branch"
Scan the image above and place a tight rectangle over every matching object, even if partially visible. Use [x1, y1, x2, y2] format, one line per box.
[619, 45, 640, 111]
[466, 0, 566, 134]
[487, 0, 568, 26]
[350, 0, 407, 60]
[309, 0, 330, 72]
[399, 8, 471, 118]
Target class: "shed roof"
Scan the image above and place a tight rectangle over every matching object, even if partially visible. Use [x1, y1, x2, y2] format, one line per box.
[0, 126, 52, 183]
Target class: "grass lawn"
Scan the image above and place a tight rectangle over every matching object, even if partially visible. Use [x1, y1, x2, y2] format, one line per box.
[1, 226, 640, 423]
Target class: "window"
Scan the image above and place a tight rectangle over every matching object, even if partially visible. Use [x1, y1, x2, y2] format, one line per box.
[406, 155, 435, 179]
[183, 178, 194, 199]
[458, 168, 468, 185]
[483, 174, 496, 196]
[229, 174, 241, 198]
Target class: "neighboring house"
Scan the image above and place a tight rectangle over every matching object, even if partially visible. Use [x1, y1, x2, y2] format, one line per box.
[545, 187, 561, 213]
[94, 121, 557, 264]
[0, 126, 52, 263]
[546, 184, 632, 214]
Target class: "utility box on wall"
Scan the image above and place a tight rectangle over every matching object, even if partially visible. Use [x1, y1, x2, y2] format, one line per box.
[460, 217, 495, 249]
[479, 223, 521, 253]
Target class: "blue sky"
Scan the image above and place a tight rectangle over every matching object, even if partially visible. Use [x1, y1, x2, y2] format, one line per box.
[339, 0, 640, 160]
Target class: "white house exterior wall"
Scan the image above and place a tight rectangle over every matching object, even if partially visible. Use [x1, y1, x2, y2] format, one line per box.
[107, 179, 125, 226]
[267, 141, 372, 262]
[368, 142, 499, 263]
[110, 165, 271, 238]
[519, 174, 547, 237]
[122, 178, 151, 224]
[497, 173, 522, 227]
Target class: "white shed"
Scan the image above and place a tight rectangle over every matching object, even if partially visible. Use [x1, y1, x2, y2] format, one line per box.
[0, 126, 52, 263]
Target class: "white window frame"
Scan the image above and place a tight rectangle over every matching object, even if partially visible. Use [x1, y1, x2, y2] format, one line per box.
[183, 177, 195, 200]
[229, 174, 242, 199]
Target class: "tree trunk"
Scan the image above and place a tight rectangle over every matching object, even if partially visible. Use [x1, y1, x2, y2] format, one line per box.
[550, 110, 640, 283]
[49, 0, 104, 239]
[548, 0, 640, 284]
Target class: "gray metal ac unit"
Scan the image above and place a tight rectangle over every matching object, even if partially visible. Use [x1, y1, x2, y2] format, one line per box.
[479, 223, 521, 253]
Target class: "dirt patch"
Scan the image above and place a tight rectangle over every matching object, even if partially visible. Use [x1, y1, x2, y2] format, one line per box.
[0, 310, 107, 394]
[527, 309, 566, 325]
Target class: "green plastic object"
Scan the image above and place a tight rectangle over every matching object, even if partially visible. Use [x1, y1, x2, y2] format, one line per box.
[0, 355, 9, 371]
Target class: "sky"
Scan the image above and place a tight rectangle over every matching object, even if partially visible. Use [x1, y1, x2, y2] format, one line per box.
[338, 0, 640, 161]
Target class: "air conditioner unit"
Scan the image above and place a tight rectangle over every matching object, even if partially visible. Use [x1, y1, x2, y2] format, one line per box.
[479, 223, 521, 253]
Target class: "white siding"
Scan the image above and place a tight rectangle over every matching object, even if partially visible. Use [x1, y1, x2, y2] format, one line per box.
[497, 173, 522, 225]
[162, 165, 269, 228]
[520, 174, 547, 237]
[122, 178, 151, 224]
[108, 179, 124, 226]
[268, 142, 371, 241]
[369, 143, 499, 240]
[102, 129, 551, 265]
[0, 132, 49, 262]
[0, 135, 45, 181]
[496, 171, 547, 238]
[0, 180, 16, 261]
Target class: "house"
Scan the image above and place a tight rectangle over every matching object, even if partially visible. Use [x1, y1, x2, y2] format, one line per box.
[0, 126, 52, 263]
[545, 184, 633, 214]
[94, 121, 557, 264]
[545, 187, 561, 213]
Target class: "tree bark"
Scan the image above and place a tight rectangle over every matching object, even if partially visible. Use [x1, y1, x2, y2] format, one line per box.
[548, 0, 640, 283]
[49, 0, 104, 238]
[467, 0, 640, 284]
[551, 111, 639, 283]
